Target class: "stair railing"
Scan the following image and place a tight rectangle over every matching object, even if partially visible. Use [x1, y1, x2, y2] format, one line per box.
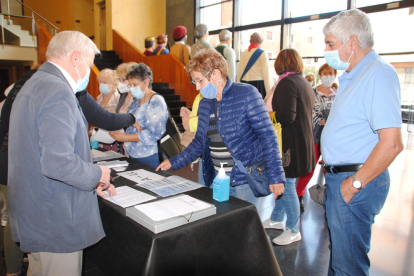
[112, 29, 198, 107]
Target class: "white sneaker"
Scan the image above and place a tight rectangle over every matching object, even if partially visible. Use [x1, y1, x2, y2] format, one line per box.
[272, 228, 301, 246]
[1, 215, 7, 227]
[262, 218, 285, 230]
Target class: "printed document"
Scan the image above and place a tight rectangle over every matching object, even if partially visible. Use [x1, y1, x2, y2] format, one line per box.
[117, 169, 165, 184]
[103, 186, 156, 208]
[133, 195, 212, 221]
[138, 175, 203, 197]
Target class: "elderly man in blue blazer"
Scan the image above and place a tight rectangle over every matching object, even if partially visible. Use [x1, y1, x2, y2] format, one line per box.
[8, 31, 113, 276]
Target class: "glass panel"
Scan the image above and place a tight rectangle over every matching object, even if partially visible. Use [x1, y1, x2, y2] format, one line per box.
[367, 8, 414, 53]
[302, 58, 340, 87]
[207, 34, 220, 47]
[201, 0, 228, 6]
[288, 0, 346, 18]
[383, 54, 414, 104]
[238, 0, 282, 25]
[235, 26, 281, 83]
[287, 19, 329, 57]
[200, 1, 233, 30]
[356, 0, 402, 8]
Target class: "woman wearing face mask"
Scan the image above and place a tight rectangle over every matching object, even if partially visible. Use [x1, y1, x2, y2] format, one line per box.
[295, 63, 337, 210]
[97, 68, 120, 113]
[109, 63, 168, 168]
[115, 62, 138, 114]
[156, 48, 285, 211]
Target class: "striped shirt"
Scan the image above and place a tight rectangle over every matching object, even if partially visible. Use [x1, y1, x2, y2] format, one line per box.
[207, 104, 234, 173]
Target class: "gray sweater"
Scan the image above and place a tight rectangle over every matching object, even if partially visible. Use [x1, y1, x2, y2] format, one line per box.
[8, 62, 105, 253]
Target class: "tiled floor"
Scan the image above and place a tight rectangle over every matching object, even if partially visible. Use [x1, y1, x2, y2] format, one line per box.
[0, 125, 413, 276]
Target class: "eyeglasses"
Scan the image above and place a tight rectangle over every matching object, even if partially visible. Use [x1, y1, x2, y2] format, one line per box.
[190, 72, 211, 86]
[127, 81, 143, 88]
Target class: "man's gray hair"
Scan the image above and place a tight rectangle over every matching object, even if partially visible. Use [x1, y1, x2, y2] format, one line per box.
[219, 30, 231, 42]
[46, 31, 100, 61]
[250, 32, 263, 45]
[323, 9, 374, 49]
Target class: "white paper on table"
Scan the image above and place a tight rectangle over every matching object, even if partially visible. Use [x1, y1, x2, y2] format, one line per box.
[133, 195, 212, 221]
[117, 169, 165, 184]
[91, 149, 125, 161]
[92, 128, 124, 144]
[103, 186, 156, 208]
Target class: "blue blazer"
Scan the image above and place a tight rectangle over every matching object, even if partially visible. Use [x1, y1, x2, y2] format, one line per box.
[8, 62, 104, 253]
[170, 79, 285, 187]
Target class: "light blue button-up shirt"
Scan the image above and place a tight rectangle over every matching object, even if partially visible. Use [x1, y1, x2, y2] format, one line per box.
[321, 50, 401, 165]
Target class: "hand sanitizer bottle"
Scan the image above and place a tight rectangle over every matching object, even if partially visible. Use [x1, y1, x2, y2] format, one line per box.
[213, 162, 230, 202]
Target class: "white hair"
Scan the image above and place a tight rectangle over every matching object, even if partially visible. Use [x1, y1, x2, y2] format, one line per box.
[219, 30, 231, 42]
[323, 9, 374, 49]
[46, 31, 100, 60]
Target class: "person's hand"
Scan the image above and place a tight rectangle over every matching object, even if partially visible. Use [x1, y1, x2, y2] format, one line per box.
[133, 121, 142, 133]
[98, 165, 111, 190]
[109, 132, 126, 141]
[340, 177, 359, 203]
[96, 184, 117, 198]
[269, 183, 285, 200]
[182, 117, 190, 131]
[156, 160, 172, 171]
[180, 107, 191, 118]
[319, 119, 326, 125]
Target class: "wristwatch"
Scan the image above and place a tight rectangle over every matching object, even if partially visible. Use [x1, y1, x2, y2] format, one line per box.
[351, 174, 364, 190]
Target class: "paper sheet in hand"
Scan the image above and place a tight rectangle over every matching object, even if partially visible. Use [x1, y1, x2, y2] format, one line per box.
[92, 128, 124, 144]
[91, 149, 125, 162]
[103, 186, 156, 208]
[117, 169, 165, 184]
[138, 175, 203, 197]
[133, 195, 213, 221]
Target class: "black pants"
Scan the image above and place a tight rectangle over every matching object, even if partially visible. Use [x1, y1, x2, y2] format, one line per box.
[241, 80, 266, 99]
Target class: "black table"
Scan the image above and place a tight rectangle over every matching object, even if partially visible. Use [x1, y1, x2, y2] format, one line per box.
[84, 157, 282, 276]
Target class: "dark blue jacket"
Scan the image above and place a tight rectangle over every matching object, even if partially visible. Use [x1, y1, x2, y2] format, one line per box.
[170, 79, 285, 187]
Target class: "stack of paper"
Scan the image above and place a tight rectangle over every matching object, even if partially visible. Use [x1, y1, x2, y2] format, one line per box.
[126, 195, 216, 234]
[91, 149, 125, 162]
[138, 175, 204, 197]
[102, 186, 156, 208]
[97, 160, 129, 168]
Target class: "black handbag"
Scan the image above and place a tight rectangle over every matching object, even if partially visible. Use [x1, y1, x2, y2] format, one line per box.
[234, 158, 271, 197]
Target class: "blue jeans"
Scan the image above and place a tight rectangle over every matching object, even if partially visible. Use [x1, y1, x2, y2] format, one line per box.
[230, 184, 260, 210]
[325, 170, 390, 276]
[270, 177, 300, 232]
[132, 153, 160, 169]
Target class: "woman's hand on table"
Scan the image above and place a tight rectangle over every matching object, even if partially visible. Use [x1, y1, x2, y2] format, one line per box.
[269, 183, 285, 200]
[156, 160, 172, 171]
[96, 184, 117, 198]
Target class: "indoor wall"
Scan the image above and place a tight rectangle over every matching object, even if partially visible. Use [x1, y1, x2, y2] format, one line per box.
[166, 0, 194, 46]
[111, 0, 166, 53]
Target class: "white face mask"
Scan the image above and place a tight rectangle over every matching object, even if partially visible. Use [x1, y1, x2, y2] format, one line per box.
[321, 75, 336, 88]
[74, 54, 90, 92]
[118, 82, 130, 93]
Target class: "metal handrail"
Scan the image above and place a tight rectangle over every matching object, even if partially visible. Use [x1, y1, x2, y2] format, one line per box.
[10, 0, 59, 31]
[0, 13, 35, 20]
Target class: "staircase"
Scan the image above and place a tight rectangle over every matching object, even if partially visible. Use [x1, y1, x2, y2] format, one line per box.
[93, 51, 187, 132]
[0, 15, 36, 47]
[94, 50, 123, 71]
[152, 83, 186, 132]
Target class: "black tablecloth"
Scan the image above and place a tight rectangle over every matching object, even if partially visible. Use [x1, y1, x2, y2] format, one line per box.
[84, 158, 282, 276]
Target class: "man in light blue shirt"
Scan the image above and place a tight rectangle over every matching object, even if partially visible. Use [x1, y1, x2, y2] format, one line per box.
[320, 9, 403, 276]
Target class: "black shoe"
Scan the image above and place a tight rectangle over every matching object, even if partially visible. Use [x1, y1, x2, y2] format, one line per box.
[299, 196, 305, 211]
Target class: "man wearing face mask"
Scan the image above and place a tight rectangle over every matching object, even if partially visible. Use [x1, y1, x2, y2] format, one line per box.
[7, 31, 114, 276]
[321, 9, 403, 275]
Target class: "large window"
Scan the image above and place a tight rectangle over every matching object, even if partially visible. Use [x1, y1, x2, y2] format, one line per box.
[197, 0, 414, 102]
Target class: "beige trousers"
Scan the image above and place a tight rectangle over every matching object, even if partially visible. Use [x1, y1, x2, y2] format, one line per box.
[27, 251, 82, 276]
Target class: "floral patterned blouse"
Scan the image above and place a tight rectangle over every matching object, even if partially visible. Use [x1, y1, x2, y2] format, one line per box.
[312, 87, 336, 143]
[124, 95, 168, 158]
[97, 91, 120, 113]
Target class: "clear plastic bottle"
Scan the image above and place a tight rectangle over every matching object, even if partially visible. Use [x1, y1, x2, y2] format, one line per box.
[213, 162, 230, 202]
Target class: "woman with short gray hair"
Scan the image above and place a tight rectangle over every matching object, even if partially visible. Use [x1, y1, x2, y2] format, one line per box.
[190, 24, 212, 57]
